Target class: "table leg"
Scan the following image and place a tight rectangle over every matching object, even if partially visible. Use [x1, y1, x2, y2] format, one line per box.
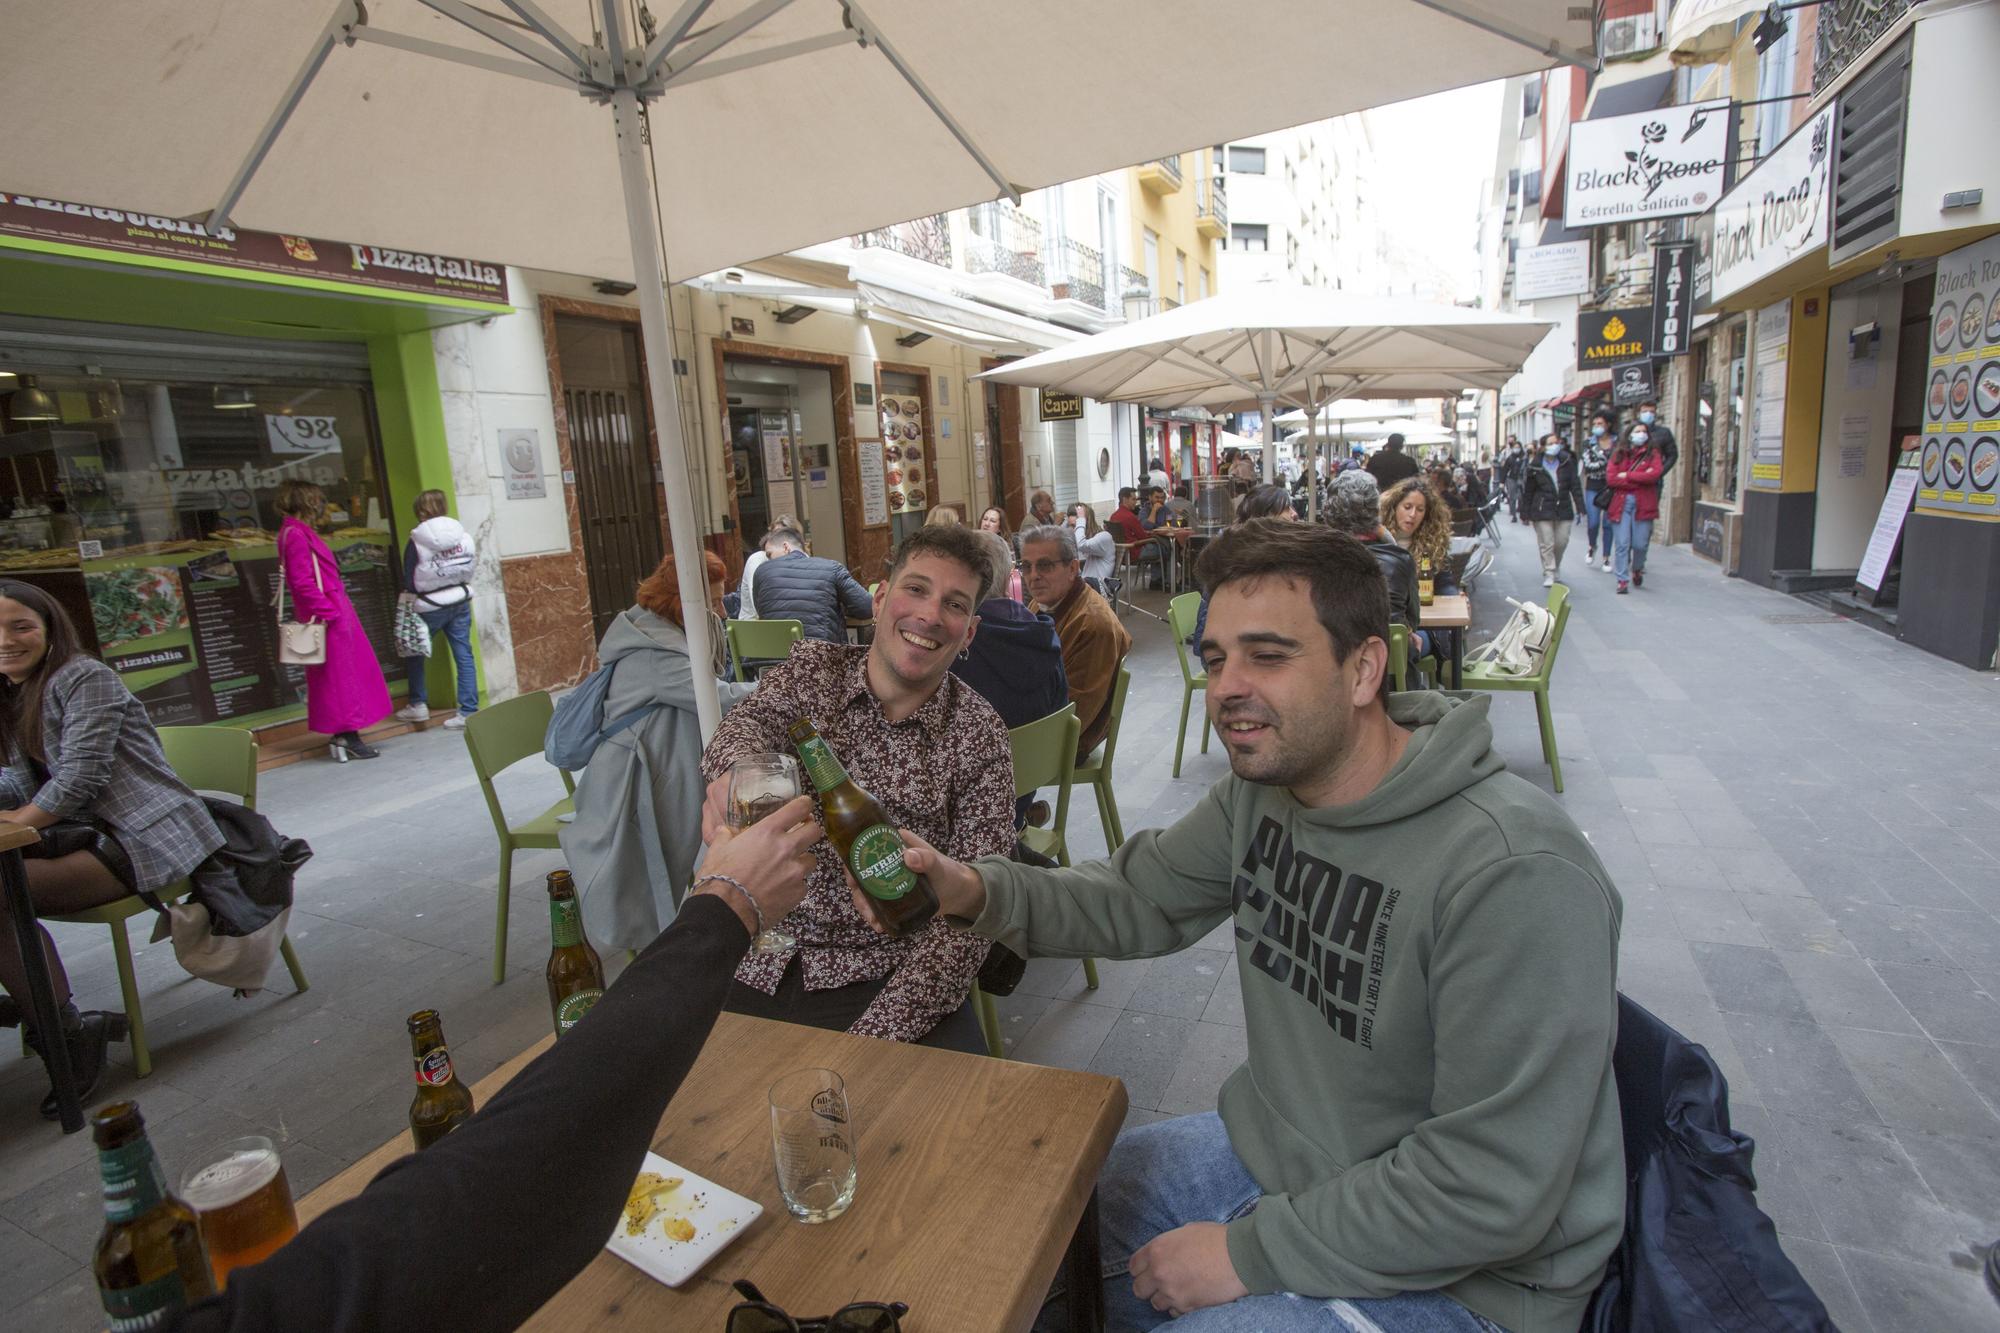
[1450, 630, 1464, 691]
[1061, 1188, 1105, 1333]
[1, 848, 82, 1133]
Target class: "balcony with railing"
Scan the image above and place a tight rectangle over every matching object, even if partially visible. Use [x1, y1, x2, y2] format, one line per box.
[1049, 238, 1107, 310]
[853, 214, 952, 267]
[1197, 178, 1229, 239]
[1138, 154, 1185, 195]
[1815, 0, 1912, 91]
[963, 202, 1045, 288]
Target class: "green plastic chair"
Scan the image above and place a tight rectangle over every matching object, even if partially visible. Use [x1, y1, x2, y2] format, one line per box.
[1073, 664, 1131, 854]
[973, 706, 1079, 1059]
[463, 692, 576, 983]
[1458, 584, 1571, 792]
[45, 725, 308, 1078]
[1387, 623, 1442, 693]
[1168, 592, 1210, 777]
[726, 618, 804, 682]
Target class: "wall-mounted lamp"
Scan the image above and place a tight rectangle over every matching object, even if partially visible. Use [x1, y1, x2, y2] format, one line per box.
[1752, 4, 1789, 53]
[774, 304, 816, 325]
[895, 331, 931, 348]
[8, 375, 58, 422]
[593, 278, 638, 296]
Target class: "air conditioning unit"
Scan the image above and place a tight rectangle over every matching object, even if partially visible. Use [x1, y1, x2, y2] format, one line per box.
[1600, 13, 1658, 60]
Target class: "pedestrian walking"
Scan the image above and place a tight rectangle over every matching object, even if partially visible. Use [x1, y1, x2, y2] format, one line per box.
[1637, 397, 1678, 477]
[1606, 425, 1667, 594]
[1520, 433, 1585, 587]
[396, 489, 478, 730]
[1581, 414, 1613, 570]
[276, 481, 392, 761]
[1499, 439, 1525, 522]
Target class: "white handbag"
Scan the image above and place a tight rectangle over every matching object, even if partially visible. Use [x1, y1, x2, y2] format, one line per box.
[276, 552, 329, 666]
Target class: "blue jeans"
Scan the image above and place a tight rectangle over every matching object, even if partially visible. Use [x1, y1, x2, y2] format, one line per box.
[406, 600, 478, 714]
[1612, 505, 1653, 584]
[1039, 1113, 1503, 1333]
[1583, 491, 1605, 553]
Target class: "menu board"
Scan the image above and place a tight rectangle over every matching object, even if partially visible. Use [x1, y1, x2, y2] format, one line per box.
[857, 439, 890, 526]
[1916, 233, 2000, 516]
[1748, 300, 1790, 488]
[879, 395, 928, 515]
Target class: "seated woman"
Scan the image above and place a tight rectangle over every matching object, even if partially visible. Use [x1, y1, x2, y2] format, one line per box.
[1067, 502, 1116, 595]
[1380, 477, 1461, 669]
[952, 533, 1068, 830]
[0, 581, 223, 1116]
[560, 551, 755, 955]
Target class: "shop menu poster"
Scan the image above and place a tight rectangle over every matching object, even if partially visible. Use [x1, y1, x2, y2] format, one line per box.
[1748, 300, 1790, 488]
[1917, 233, 2000, 515]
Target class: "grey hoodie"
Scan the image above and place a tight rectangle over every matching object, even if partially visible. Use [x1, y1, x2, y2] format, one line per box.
[969, 693, 1625, 1332]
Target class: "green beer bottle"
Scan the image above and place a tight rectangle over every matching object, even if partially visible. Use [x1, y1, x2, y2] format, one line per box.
[91, 1101, 216, 1329]
[545, 869, 606, 1035]
[788, 718, 939, 936]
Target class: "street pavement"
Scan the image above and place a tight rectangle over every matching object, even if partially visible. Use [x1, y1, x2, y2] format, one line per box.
[4, 517, 1999, 1329]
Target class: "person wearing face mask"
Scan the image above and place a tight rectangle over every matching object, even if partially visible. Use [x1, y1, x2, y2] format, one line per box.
[1636, 399, 1677, 477]
[1581, 415, 1614, 571]
[1518, 434, 1585, 588]
[1606, 424, 1667, 594]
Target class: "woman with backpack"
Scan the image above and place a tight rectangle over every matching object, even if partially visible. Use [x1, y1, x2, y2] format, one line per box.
[396, 489, 479, 730]
[1607, 423, 1668, 594]
[1519, 433, 1586, 588]
[1581, 414, 1614, 571]
[559, 550, 755, 954]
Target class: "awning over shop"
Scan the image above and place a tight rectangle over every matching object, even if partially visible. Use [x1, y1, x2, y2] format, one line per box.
[1550, 379, 1611, 409]
[1666, 0, 1763, 66]
[1584, 69, 1673, 121]
[856, 282, 1076, 356]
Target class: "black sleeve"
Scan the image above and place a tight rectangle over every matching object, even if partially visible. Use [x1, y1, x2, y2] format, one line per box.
[402, 541, 419, 590]
[176, 895, 750, 1333]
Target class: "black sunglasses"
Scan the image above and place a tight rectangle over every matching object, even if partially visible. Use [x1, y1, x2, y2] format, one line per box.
[726, 1279, 907, 1332]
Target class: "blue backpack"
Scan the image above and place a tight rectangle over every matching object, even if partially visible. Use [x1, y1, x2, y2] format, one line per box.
[543, 666, 662, 770]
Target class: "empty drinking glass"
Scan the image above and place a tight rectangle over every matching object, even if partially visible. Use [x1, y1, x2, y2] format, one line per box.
[727, 752, 803, 954]
[769, 1067, 857, 1224]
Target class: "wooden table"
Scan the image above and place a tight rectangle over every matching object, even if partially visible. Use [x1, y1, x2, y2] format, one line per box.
[300, 1013, 1128, 1331]
[0, 823, 71, 1130]
[1423, 593, 1472, 687]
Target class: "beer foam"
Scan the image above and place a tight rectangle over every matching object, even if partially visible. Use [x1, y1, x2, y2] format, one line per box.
[184, 1149, 281, 1209]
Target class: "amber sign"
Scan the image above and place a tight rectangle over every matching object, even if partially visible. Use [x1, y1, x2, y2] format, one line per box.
[1039, 390, 1084, 421]
[1577, 308, 1654, 370]
[0, 192, 509, 305]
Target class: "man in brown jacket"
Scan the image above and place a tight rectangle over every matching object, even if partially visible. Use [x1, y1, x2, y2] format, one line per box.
[1020, 524, 1132, 760]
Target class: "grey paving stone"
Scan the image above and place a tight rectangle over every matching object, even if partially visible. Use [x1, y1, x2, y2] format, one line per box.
[1776, 951, 1922, 1035]
[1721, 1013, 1879, 1125]
[1828, 903, 1956, 967]
[1730, 1103, 1827, 1244]
[1667, 886, 1766, 947]
[0, 1215, 76, 1306]
[1692, 942, 1814, 1023]
[1935, 1041, 2000, 1111]
[1155, 1021, 1249, 1117]
[1087, 1011, 1196, 1112]
[1836, 1246, 2000, 1333]
[1774, 1112, 1989, 1270]
[1626, 807, 1703, 847]
[1869, 962, 2000, 1048]
[1824, 1026, 2000, 1144]
[1771, 1237, 1873, 1333]
[1125, 949, 1226, 1021]
[1010, 999, 1120, 1072]
[1735, 893, 1854, 955]
[9, 1266, 101, 1333]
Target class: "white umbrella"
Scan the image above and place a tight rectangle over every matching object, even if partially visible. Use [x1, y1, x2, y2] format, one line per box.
[1272, 398, 1391, 431]
[4, 3, 1589, 731]
[979, 286, 1557, 485]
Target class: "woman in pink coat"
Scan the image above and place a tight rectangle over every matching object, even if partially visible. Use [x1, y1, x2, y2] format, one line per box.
[277, 481, 392, 760]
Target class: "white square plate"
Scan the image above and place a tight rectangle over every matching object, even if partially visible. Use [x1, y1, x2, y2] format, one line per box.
[604, 1151, 763, 1288]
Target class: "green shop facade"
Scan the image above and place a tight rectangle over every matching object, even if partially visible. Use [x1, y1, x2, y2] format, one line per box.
[0, 192, 507, 738]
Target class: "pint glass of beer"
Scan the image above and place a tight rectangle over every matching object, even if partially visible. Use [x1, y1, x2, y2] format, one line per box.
[726, 752, 803, 954]
[181, 1135, 299, 1287]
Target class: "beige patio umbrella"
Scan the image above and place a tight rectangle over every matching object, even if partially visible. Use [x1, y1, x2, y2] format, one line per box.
[2, 1, 1592, 732]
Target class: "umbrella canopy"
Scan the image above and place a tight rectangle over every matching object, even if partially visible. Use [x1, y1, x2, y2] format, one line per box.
[2, 3, 1587, 731]
[1272, 398, 1397, 430]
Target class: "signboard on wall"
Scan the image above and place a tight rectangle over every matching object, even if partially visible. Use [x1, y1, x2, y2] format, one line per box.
[500, 428, 546, 500]
[1709, 107, 1834, 304]
[1577, 308, 1653, 370]
[1564, 98, 1731, 228]
[1611, 359, 1657, 407]
[1515, 241, 1591, 301]
[857, 439, 889, 525]
[1915, 232, 2000, 516]
[1650, 241, 1696, 356]
[1039, 390, 1084, 421]
[1748, 300, 1791, 488]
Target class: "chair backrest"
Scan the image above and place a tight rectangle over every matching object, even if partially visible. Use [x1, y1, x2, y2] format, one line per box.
[463, 690, 558, 787]
[1009, 706, 1079, 841]
[726, 618, 804, 682]
[1539, 583, 1572, 679]
[1168, 592, 1204, 684]
[1094, 664, 1132, 771]
[1386, 623, 1410, 693]
[159, 725, 258, 810]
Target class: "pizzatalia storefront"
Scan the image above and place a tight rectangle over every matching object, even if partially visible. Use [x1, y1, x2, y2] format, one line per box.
[0, 192, 509, 735]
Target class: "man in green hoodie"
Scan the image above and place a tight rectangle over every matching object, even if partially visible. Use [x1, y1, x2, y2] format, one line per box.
[882, 520, 1625, 1332]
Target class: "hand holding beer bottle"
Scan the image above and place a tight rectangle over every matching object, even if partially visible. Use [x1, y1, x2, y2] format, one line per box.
[789, 718, 940, 936]
[844, 825, 987, 934]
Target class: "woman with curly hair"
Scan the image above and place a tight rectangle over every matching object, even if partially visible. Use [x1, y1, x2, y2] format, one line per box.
[1379, 476, 1460, 664]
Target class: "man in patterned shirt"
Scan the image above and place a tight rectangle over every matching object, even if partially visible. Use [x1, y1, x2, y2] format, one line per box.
[699, 523, 1016, 1051]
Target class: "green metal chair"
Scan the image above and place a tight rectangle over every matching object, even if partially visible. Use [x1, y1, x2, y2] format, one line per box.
[45, 725, 308, 1078]
[1072, 664, 1131, 854]
[1168, 592, 1210, 778]
[725, 618, 804, 682]
[1387, 623, 1443, 693]
[1458, 583, 1572, 792]
[973, 706, 1079, 1059]
[463, 692, 576, 983]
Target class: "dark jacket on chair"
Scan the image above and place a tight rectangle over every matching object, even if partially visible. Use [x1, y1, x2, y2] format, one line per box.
[1584, 995, 1836, 1333]
[751, 550, 874, 644]
[1361, 536, 1421, 631]
[951, 598, 1068, 731]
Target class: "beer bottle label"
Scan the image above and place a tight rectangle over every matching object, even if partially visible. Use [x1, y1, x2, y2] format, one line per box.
[795, 734, 848, 792]
[414, 1048, 457, 1086]
[849, 824, 917, 902]
[556, 990, 603, 1032]
[549, 896, 584, 948]
[98, 1138, 167, 1223]
[101, 1271, 189, 1330]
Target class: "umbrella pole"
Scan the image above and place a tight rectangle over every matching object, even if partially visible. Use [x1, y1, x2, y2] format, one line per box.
[1259, 392, 1277, 485]
[612, 87, 723, 739]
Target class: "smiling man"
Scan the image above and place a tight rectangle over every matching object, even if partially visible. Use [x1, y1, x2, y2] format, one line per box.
[1020, 524, 1131, 761]
[889, 520, 1626, 1331]
[698, 523, 1015, 1053]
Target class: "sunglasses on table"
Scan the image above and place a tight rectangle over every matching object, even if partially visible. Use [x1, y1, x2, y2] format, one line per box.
[726, 1279, 907, 1332]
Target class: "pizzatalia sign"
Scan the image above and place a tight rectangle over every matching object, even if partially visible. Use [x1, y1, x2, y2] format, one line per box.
[1564, 99, 1731, 228]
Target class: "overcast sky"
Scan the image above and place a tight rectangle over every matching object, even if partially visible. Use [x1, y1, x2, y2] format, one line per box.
[1365, 79, 1505, 300]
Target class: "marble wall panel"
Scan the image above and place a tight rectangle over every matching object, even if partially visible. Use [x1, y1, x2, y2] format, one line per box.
[500, 551, 594, 694]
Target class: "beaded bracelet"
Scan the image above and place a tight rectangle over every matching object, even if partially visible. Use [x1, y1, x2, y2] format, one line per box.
[693, 873, 763, 937]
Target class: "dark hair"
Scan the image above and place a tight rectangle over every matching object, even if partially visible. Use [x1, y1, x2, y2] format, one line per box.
[1590, 410, 1616, 430]
[1117, 486, 1137, 505]
[1384, 433, 1406, 452]
[1029, 489, 1056, 515]
[886, 523, 995, 605]
[0, 581, 87, 764]
[1235, 484, 1293, 523]
[1193, 520, 1387, 664]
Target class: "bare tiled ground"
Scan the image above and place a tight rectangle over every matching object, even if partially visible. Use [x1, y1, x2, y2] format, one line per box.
[5, 526, 1998, 1329]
